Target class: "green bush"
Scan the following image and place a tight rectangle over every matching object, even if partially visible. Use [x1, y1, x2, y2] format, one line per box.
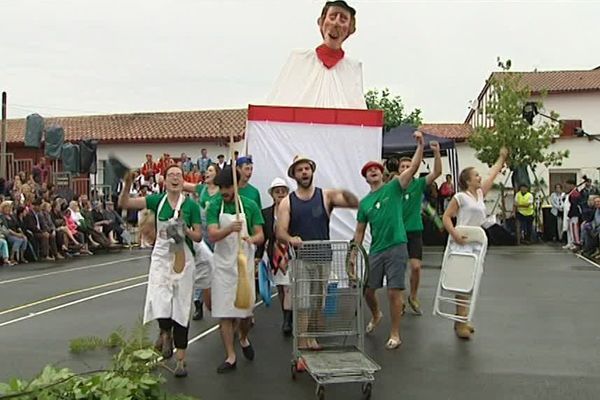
[0, 322, 197, 400]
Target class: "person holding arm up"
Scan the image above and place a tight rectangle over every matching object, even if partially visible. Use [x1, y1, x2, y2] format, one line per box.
[399, 139, 442, 315]
[119, 164, 202, 378]
[351, 131, 424, 350]
[442, 147, 508, 340]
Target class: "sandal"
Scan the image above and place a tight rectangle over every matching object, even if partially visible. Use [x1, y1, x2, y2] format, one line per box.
[366, 311, 383, 334]
[385, 337, 402, 350]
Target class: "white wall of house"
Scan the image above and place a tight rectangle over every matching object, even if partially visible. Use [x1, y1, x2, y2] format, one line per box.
[533, 91, 600, 134]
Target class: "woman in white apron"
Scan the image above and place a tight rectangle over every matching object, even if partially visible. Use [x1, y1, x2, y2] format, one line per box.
[183, 163, 221, 320]
[442, 147, 507, 340]
[119, 165, 202, 377]
[256, 178, 292, 335]
[206, 167, 264, 374]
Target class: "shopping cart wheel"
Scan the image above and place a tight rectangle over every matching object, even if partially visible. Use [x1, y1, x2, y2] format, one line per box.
[315, 384, 325, 400]
[291, 361, 297, 380]
[361, 382, 372, 399]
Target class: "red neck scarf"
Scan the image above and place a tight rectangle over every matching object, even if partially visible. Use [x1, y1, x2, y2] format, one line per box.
[316, 44, 344, 69]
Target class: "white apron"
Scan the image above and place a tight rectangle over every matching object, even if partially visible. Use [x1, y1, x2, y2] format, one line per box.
[143, 194, 195, 327]
[211, 199, 256, 319]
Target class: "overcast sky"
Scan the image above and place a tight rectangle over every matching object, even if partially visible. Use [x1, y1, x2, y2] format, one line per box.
[1, 0, 599, 123]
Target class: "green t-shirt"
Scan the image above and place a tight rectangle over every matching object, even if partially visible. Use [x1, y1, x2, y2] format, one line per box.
[206, 194, 264, 236]
[145, 193, 201, 252]
[238, 184, 262, 210]
[357, 180, 407, 255]
[402, 177, 427, 233]
[195, 184, 219, 212]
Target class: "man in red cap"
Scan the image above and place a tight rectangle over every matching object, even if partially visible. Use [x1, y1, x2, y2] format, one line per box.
[141, 154, 159, 179]
[267, 1, 365, 109]
[351, 131, 424, 350]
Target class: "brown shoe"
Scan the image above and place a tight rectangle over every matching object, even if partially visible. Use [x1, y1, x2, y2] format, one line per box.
[454, 322, 472, 340]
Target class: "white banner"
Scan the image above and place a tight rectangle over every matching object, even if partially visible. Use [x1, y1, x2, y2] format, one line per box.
[246, 105, 383, 241]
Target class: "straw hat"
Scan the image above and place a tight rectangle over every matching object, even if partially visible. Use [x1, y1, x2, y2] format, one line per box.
[287, 155, 316, 179]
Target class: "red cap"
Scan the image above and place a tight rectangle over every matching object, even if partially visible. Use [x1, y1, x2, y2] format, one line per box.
[361, 161, 384, 177]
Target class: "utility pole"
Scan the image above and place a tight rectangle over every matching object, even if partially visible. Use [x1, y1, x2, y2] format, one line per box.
[1, 92, 7, 180]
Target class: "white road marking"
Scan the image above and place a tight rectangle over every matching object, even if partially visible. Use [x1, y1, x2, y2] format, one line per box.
[0, 274, 148, 316]
[575, 253, 600, 269]
[0, 256, 149, 285]
[0, 282, 147, 328]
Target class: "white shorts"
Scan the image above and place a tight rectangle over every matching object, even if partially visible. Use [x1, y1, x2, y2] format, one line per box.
[272, 269, 290, 286]
[193, 241, 214, 290]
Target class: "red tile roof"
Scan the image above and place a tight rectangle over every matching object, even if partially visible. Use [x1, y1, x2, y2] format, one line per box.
[5, 109, 248, 145]
[419, 123, 473, 140]
[465, 68, 600, 123]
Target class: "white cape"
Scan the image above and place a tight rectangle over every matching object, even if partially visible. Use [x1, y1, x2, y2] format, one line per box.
[266, 49, 366, 110]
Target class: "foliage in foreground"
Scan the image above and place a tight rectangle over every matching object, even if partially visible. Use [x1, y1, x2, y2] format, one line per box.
[0, 321, 197, 400]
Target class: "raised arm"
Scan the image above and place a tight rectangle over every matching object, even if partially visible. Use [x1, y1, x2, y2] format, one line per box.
[325, 189, 359, 210]
[426, 141, 442, 186]
[397, 131, 424, 189]
[183, 182, 197, 193]
[481, 147, 508, 196]
[118, 173, 148, 210]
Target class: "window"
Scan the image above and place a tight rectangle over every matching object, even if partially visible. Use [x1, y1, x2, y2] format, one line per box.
[560, 120, 582, 137]
[549, 171, 577, 190]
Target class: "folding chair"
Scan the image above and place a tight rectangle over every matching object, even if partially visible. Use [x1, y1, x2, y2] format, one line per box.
[433, 226, 488, 323]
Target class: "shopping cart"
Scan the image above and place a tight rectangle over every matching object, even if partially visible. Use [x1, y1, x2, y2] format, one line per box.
[289, 240, 380, 400]
[433, 226, 488, 323]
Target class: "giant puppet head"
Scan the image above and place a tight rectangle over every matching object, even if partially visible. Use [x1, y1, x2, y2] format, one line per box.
[318, 1, 356, 50]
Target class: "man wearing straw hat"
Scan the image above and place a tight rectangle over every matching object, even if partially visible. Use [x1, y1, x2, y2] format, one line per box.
[277, 155, 359, 350]
[207, 166, 264, 374]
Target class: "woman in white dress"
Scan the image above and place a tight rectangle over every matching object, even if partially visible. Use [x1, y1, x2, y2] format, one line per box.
[442, 147, 508, 339]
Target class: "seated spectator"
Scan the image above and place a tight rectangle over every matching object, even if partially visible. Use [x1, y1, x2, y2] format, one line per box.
[104, 201, 126, 244]
[92, 201, 118, 244]
[24, 198, 54, 261]
[38, 201, 64, 260]
[78, 200, 113, 249]
[51, 199, 84, 251]
[64, 208, 94, 255]
[0, 215, 16, 266]
[581, 196, 600, 259]
[0, 201, 28, 264]
[14, 206, 33, 262]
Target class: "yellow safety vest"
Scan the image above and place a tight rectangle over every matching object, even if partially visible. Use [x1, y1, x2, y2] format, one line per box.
[516, 192, 534, 216]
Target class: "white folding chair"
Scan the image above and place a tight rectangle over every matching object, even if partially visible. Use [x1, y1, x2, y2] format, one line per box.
[433, 226, 488, 323]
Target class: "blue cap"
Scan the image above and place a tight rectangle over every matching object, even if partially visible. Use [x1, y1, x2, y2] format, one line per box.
[236, 156, 253, 166]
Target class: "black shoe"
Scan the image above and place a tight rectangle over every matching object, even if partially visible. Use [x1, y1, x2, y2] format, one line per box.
[217, 360, 237, 374]
[193, 300, 203, 321]
[282, 310, 292, 336]
[241, 341, 255, 361]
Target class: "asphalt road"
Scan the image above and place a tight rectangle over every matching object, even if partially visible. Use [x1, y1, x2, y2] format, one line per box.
[1, 245, 599, 400]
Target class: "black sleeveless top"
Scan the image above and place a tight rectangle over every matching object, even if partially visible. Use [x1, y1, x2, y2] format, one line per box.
[289, 187, 330, 240]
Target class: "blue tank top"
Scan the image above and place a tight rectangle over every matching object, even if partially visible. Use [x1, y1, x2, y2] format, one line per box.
[289, 187, 330, 241]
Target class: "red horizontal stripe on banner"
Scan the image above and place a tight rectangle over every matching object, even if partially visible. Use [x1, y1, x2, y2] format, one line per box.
[247, 105, 383, 127]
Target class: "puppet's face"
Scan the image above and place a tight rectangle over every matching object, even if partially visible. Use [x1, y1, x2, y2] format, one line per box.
[318, 6, 355, 49]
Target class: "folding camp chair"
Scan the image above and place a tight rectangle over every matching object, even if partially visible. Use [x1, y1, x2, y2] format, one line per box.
[433, 226, 488, 323]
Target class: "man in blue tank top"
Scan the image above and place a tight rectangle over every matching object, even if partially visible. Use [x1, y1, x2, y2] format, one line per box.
[276, 155, 359, 350]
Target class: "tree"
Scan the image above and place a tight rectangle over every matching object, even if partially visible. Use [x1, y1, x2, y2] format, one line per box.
[365, 88, 423, 131]
[468, 58, 569, 172]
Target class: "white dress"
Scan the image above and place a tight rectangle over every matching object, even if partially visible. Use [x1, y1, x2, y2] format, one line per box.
[266, 49, 366, 109]
[450, 189, 486, 254]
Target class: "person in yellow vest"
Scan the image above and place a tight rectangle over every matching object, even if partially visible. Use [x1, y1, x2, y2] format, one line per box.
[514, 184, 534, 244]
